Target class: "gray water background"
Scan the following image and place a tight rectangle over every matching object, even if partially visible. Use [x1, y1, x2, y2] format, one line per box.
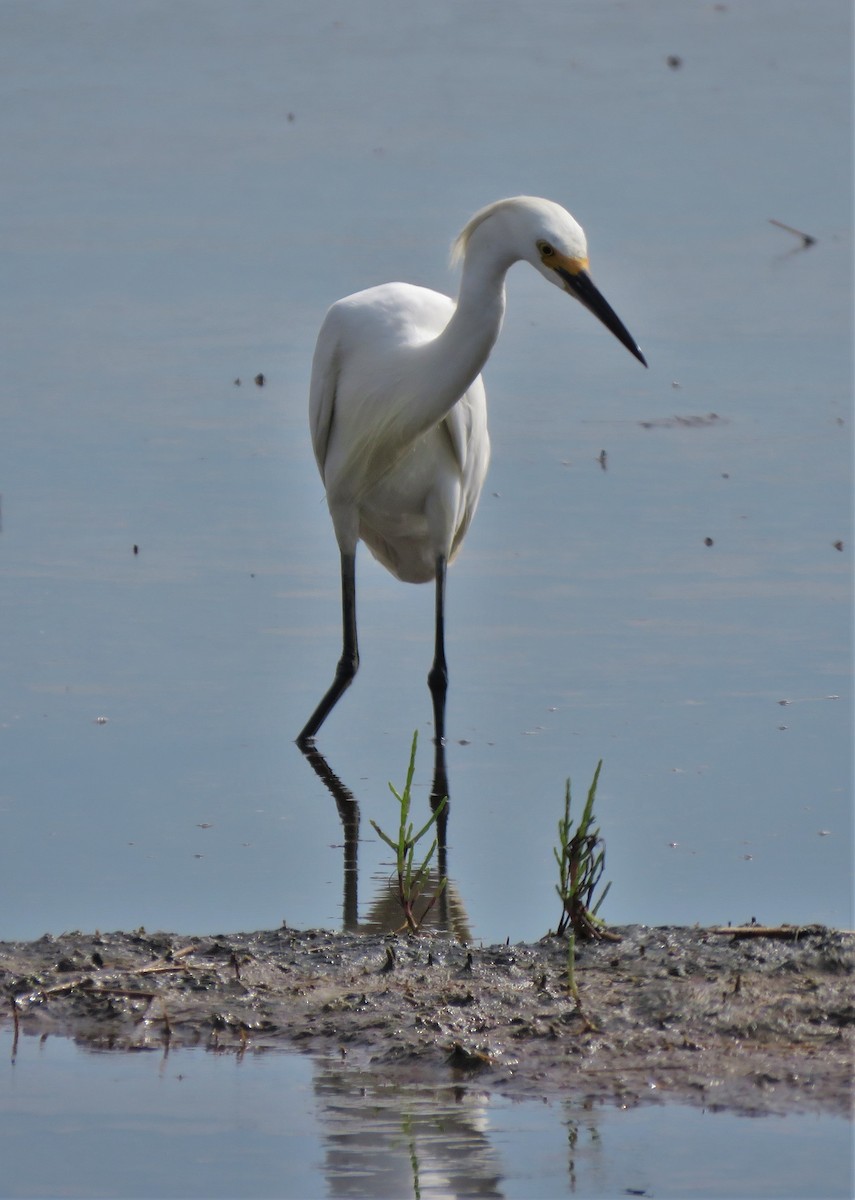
[2, 0, 850, 946]
[2, 1030, 851, 1200]
[0, 4, 852, 1195]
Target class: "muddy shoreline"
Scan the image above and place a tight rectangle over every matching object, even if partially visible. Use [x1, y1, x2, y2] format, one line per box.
[3, 924, 852, 1118]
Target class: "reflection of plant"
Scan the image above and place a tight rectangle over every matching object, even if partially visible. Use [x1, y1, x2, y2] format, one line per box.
[371, 731, 447, 934]
[402, 1113, 422, 1199]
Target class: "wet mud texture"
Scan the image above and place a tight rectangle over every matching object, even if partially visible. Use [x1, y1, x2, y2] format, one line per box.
[3, 925, 852, 1117]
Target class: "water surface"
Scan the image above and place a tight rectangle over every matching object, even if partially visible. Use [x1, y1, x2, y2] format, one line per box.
[2, 1031, 851, 1199]
[1, 1, 851, 951]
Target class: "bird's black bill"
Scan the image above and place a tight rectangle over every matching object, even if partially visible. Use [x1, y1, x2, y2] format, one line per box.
[559, 267, 647, 366]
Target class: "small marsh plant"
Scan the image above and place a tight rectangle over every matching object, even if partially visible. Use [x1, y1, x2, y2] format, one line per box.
[553, 760, 620, 998]
[370, 731, 447, 934]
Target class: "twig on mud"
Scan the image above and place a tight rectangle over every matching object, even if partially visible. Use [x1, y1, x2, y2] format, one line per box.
[11, 947, 202, 1010]
[137, 945, 197, 972]
[137, 959, 198, 976]
[708, 924, 835, 940]
[17, 979, 158, 1003]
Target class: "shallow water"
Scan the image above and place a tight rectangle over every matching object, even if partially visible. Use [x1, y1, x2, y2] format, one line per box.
[0, 2, 852, 1192]
[2, 1031, 851, 1200]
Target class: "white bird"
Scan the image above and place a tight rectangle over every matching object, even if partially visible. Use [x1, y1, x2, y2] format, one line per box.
[297, 196, 646, 746]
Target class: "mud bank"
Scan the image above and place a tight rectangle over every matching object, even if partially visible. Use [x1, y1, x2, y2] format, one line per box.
[3, 924, 851, 1118]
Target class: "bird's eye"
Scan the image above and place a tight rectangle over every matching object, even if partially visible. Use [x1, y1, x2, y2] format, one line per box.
[538, 241, 555, 258]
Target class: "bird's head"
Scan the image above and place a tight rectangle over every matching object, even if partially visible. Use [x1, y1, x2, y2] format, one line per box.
[457, 196, 647, 367]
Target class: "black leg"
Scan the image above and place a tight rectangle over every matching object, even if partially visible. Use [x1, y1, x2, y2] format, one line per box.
[427, 554, 448, 744]
[297, 551, 359, 746]
[298, 741, 360, 931]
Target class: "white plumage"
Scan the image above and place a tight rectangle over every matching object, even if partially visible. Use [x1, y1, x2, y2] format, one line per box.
[299, 196, 645, 746]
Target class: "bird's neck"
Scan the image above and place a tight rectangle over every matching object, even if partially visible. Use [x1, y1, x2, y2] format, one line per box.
[406, 245, 511, 434]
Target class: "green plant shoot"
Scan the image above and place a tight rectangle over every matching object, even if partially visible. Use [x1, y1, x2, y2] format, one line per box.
[371, 731, 447, 934]
[553, 759, 619, 942]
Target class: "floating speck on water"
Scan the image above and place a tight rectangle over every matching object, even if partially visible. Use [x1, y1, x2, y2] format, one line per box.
[93, 716, 108, 725]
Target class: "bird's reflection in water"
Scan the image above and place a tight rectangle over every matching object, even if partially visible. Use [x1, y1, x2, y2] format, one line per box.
[299, 735, 471, 940]
[315, 1062, 502, 1200]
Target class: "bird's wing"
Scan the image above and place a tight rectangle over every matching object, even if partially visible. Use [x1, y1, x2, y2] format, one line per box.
[308, 320, 341, 482]
[440, 376, 489, 477]
[441, 402, 470, 474]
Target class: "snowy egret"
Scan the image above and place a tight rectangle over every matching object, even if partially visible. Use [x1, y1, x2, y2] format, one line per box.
[297, 196, 646, 746]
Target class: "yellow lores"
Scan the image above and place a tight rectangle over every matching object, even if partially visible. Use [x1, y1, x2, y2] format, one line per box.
[538, 242, 590, 277]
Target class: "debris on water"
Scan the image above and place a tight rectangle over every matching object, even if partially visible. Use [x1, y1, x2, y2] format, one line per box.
[666, 54, 683, 69]
[639, 413, 723, 430]
[769, 218, 816, 248]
